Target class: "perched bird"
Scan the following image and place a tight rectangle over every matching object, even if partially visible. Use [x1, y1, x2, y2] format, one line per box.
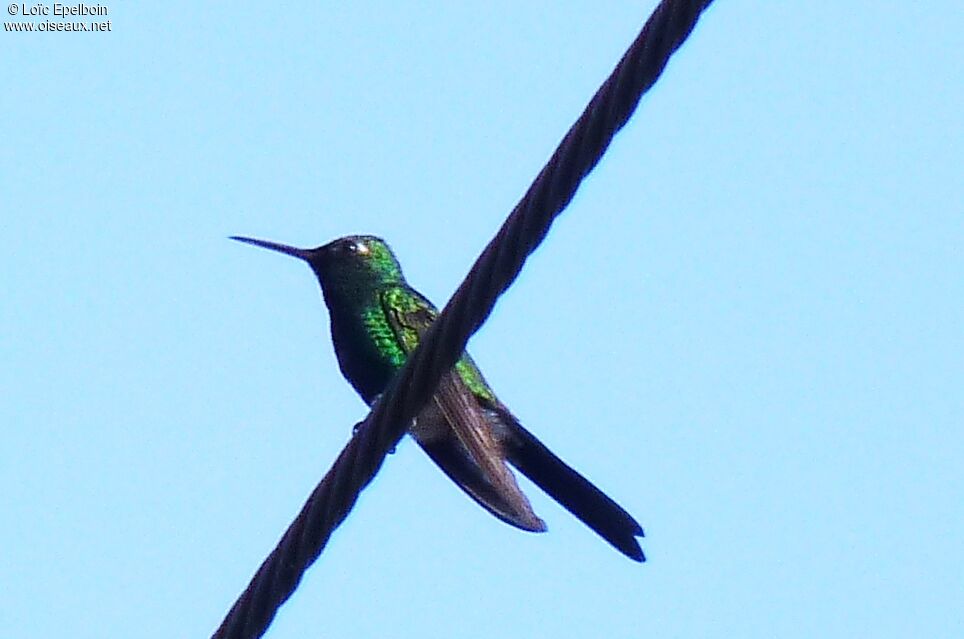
[232, 234, 645, 561]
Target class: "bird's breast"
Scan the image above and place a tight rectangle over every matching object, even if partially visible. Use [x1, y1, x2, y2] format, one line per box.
[329, 308, 403, 405]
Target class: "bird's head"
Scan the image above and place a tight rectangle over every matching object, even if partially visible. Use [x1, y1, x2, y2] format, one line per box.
[231, 234, 405, 302]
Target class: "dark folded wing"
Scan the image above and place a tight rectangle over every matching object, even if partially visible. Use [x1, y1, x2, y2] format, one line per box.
[380, 286, 545, 531]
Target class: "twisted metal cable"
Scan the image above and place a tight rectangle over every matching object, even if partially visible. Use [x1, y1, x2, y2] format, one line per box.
[213, 1, 715, 637]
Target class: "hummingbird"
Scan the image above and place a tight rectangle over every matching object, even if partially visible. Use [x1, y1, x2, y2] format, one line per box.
[231, 234, 645, 561]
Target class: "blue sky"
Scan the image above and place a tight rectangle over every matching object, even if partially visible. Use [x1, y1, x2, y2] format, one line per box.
[3, 2, 962, 638]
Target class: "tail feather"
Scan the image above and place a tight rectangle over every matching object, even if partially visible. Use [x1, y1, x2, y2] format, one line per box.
[503, 417, 645, 562]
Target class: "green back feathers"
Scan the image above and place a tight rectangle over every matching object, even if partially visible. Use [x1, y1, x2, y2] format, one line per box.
[379, 285, 496, 404]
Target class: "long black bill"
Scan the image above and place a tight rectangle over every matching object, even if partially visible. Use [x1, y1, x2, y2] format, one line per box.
[230, 236, 310, 261]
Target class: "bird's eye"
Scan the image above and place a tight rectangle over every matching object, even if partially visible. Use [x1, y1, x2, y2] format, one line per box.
[344, 242, 357, 253]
